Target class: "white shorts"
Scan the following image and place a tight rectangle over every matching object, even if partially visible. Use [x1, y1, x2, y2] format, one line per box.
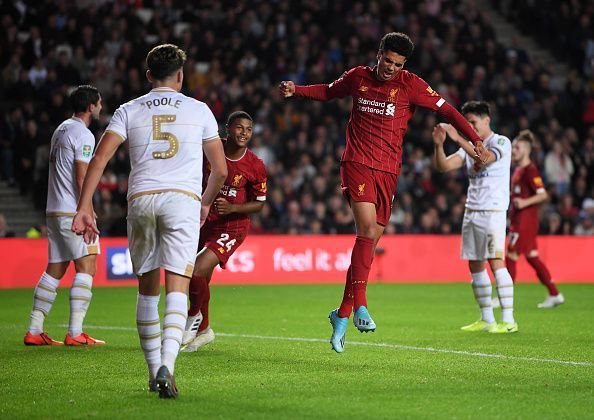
[127, 192, 200, 277]
[47, 215, 100, 263]
[461, 210, 506, 261]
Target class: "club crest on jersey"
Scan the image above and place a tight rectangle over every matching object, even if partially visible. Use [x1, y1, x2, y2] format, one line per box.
[358, 85, 368, 92]
[426, 86, 439, 97]
[388, 88, 398, 102]
[357, 183, 366, 196]
[232, 174, 243, 186]
[82, 145, 92, 158]
[218, 247, 226, 254]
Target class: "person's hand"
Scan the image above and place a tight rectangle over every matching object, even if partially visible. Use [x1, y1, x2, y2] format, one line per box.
[214, 197, 235, 215]
[72, 209, 99, 244]
[513, 197, 527, 210]
[200, 204, 210, 227]
[438, 123, 460, 143]
[474, 141, 488, 164]
[279, 81, 295, 98]
[432, 125, 447, 146]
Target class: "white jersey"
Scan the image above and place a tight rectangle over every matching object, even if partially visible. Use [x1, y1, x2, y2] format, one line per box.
[455, 132, 511, 211]
[46, 117, 95, 214]
[105, 87, 219, 200]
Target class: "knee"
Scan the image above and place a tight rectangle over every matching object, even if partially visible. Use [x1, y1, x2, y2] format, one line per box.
[357, 224, 377, 240]
[507, 251, 519, 261]
[468, 261, 485, 273]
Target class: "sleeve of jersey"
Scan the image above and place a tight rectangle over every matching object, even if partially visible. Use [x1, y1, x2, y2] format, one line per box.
[250, 161, 267, 202]
[408, 74, 482, 145]
[104, 107, 127, 142]
[294, 68, 354, 100]
[202, 106, 220, 141]
[489, 136, 510, 161]
[74, 131, 96, 163]
[527, 165, 546, 193]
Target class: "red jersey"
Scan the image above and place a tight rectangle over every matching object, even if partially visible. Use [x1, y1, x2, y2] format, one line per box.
[203, 140, 267, 226]
[294, 67, 482, 174]
[509, 162, 546, 232]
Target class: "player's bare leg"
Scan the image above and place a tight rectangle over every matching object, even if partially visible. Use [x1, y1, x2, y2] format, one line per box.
[461, 261, 497, 332]
[64, 254, 105, 346]
[183, 248, 218, 352]
[137, 269, 161, 392]
[24, 261, 69, 345]
[488, 259, 518, 333]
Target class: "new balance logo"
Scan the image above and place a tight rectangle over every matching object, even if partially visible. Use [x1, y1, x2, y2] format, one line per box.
[385, 103, 395, 116]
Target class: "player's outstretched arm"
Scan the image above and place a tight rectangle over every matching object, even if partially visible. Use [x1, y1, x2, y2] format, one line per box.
[72, 132, 122, 243]
[432, 125, 464, 173]
[201, 138, 228, 226]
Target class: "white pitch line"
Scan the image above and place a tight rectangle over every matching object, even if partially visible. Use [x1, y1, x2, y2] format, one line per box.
[63, 324, 593, 367]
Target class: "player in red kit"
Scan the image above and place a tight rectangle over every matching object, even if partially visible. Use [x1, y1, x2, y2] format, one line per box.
[182, 111, 267, 352]
[508, 130, 564, 308]
[280, 32, 489, 353]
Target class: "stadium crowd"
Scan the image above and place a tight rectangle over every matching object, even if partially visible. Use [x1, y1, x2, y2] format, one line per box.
[0, 0, 593, 236]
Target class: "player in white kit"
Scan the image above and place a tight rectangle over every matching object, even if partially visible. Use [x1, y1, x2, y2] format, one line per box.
[72, 44, 227, 398]
[24, 85, 106, 346]
[432, 101, 518, 334]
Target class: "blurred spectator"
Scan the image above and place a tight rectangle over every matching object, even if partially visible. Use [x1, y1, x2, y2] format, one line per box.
[0, 214, 16, 238]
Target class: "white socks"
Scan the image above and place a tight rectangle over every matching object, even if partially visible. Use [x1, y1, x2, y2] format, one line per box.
[161, 292, 187, 375]
[136, 294, 161, 380]
[495, 268, 515, 324]
[28, 272, 60, 334]
[471, 270, 495, 324]
[68, 273, 93, 337]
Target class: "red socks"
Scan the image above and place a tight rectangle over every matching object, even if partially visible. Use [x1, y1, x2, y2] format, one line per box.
[526, 257, 558, 296]
[198, 281, 210, 331]
[189, 274, 208, 316]
[338, 267, 353, 318]
[338, 236, 374, 317]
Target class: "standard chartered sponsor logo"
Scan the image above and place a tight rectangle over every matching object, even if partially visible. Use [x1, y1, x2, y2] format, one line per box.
[356, 97, 395, 116]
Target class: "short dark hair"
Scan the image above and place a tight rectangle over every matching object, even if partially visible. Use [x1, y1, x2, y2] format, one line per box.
[70, 85, 100, 113]
[226, 111, 253, 127]
[146, 44, 187, 81]
[515, 129, 535, 147]
[379, 32, 414, 58]
[461, 100, 491, 117]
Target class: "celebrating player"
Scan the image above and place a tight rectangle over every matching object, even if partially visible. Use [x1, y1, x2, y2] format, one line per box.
[508, 130, 564, 308]
[433, 101, 518, 334]
[280, 32, 488, 352]
[24, 85, 105, 347]
[72, 44, 227, 398]
[182, 111, 267, 352]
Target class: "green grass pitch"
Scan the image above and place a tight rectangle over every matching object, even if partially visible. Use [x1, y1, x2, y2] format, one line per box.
[1, 283, 593, 419]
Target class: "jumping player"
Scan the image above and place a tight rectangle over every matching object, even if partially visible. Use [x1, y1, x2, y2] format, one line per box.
[280, 32, 488, 352]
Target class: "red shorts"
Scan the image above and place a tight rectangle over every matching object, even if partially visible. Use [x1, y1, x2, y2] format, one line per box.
[507, 227, 538, 255]
[199, 220, 248, 268]
[340, 161, 399, 226]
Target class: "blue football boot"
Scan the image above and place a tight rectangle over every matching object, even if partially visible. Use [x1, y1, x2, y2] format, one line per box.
[353, 306, 376, 332]
[328, 309, 348, 353]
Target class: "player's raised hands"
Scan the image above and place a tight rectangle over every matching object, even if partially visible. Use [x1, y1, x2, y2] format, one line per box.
[279, 81, 295, 98]
[72, 209, 99, 244]
[432, 125, 447, 145]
